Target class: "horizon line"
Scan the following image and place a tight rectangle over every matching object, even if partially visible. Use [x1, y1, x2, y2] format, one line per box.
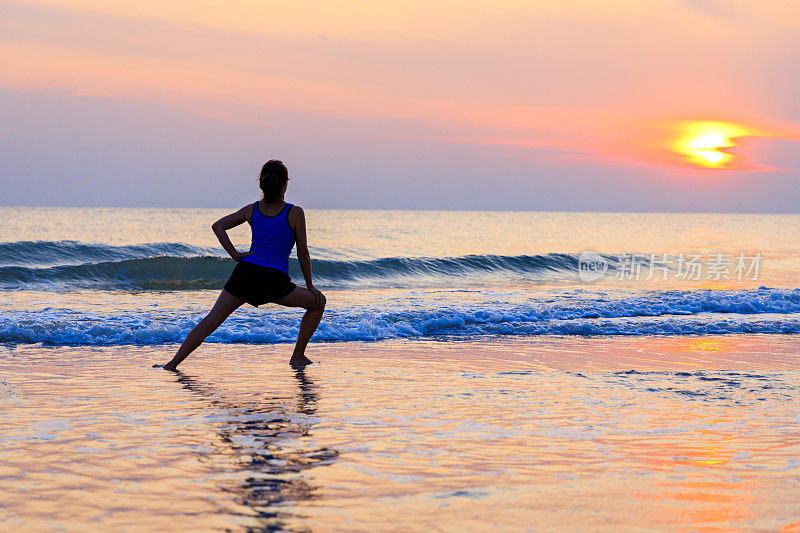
[1, 205, 798, 216]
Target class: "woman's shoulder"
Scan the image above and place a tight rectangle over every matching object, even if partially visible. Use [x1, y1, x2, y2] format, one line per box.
[286, 204, 305, 229]
[241, 202, 256, 223]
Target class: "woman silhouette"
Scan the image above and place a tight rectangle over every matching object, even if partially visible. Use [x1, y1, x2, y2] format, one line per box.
[163, 160, 326, 370]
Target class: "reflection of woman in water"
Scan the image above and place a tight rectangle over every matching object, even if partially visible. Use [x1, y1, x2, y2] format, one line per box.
[173, 368, 337, 528]
[163, 160, 326, 370]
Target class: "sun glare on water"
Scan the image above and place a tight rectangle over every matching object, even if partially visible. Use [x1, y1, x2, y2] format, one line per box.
[671, 121, 750, 169]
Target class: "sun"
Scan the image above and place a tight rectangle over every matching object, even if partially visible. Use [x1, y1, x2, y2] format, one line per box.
[671, 121, 750, 169]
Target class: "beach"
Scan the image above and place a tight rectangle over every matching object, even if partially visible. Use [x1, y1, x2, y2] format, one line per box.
[2, 207, 800, 531]
[5, 0, 800, 528]
[2, 336, 800, 531]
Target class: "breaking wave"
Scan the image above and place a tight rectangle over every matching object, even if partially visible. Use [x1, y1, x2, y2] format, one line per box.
[3, 288, 799, 345]
[0, 241, 608, 290]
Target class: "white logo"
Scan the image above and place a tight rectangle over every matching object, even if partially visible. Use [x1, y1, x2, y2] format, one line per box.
[578, 251, 608, 282]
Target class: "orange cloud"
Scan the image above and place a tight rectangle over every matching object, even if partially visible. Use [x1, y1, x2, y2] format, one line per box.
[4, 0, 800, 177]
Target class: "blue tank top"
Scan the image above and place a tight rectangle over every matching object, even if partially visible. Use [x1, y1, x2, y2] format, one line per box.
[241, 201, 296, 274]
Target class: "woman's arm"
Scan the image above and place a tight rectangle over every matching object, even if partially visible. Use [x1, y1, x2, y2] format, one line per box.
[291, 207, 314, 288]
[212, 205, 251, 261]
[289, 207, 323, 305]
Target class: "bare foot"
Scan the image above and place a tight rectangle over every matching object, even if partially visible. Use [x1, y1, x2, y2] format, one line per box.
[289, 355, 313, 369]
[154, 363, 178, 371]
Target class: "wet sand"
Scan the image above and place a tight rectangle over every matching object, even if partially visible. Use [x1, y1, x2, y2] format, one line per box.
[1, 335, 799, 531]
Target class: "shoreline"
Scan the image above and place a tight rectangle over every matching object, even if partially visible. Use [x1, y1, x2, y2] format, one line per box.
[5, 333, 799, 372]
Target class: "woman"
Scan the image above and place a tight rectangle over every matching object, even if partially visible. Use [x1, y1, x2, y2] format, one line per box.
[162, 160, 326, 370]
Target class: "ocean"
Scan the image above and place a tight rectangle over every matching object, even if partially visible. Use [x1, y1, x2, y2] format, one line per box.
[2, 207, 800, 531]
[2, 208, 799, 345]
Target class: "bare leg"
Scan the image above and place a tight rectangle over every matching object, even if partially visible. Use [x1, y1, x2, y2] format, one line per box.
[274, 287, 326, 367]
[162, 290, 244, 370]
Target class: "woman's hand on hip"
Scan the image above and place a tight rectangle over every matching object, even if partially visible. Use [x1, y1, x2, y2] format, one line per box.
[231, 251, 253, 262]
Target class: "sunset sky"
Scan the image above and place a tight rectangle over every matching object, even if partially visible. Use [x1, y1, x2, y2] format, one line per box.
[1, 0, 799, 211]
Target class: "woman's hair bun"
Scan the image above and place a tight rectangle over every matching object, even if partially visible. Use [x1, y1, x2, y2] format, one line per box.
[258, 159, 289, 202]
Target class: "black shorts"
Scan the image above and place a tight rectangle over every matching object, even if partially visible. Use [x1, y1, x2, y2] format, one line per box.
[223, 260, 296, 307]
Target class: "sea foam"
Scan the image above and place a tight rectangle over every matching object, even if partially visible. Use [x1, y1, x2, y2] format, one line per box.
[3, 288, 799, 345]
